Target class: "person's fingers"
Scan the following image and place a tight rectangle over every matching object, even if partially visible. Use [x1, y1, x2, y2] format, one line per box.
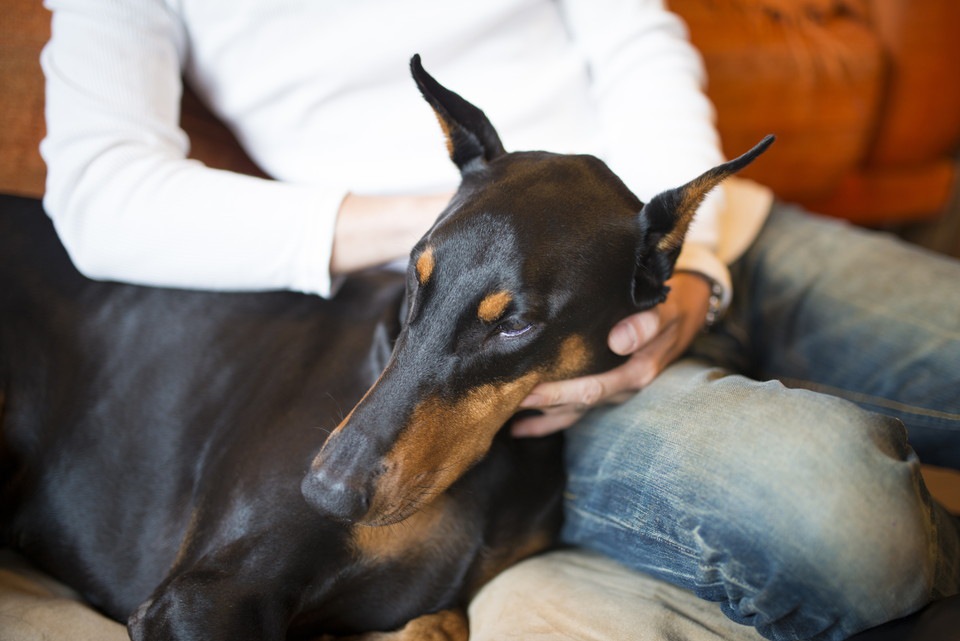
[512, 355, 660, 438]
[520, 374, 607, 409]
[511, 407, 587, 437]
[520, 352, 658, 411]
[608, 309, 660, 355]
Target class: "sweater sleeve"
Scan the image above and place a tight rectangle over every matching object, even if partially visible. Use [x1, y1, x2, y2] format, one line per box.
[40, 0, 347, 296]
[557, 0, 733, 305]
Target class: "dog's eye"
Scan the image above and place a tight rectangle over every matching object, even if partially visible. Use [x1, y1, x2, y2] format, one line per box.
[497, 321, 534, 339]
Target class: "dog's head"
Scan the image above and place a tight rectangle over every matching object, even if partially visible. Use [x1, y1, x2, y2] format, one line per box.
[302, 55, 772, 525]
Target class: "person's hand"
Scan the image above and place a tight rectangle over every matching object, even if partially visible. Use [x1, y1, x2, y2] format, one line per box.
[511, 272, 712, 437]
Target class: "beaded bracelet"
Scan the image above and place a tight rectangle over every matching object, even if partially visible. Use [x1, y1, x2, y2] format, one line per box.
[675, 269, 726, 329]
[703, 277, 725, 328]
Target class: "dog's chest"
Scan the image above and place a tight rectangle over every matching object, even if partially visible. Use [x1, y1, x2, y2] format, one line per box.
[293, 496, 480, 634]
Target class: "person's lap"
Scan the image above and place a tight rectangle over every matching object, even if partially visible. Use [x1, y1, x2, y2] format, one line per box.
[724, 203, 960, 467]
[554, 204, 960, 640]
[560, 359, 955, 640]
[469, 548, 767, 641]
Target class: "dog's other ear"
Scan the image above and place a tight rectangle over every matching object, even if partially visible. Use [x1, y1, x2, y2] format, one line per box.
[411, 54, 506, 175]
[632, 135, 775, 309]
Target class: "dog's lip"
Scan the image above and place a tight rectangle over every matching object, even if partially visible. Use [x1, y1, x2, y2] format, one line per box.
[359, 478, 442, 527]
[356, 505, 420, 528]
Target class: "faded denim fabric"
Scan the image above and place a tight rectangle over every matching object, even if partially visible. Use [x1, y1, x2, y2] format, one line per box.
[561, 203, 960, 641]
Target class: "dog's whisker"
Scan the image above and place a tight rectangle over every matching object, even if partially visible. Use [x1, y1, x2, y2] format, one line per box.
[309, 425, 334, 435]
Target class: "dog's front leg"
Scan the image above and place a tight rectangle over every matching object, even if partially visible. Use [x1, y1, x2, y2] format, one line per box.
[127, 563, 295, 641]
[322, 609, 469, 641]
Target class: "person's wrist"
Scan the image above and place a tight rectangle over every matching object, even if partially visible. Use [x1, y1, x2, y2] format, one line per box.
[674, 269, 724, 329]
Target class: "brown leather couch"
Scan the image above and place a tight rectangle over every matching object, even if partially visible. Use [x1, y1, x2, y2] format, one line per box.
[669, 0, 960, 224]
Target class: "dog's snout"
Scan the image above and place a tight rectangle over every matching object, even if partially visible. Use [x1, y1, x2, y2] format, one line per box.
[301, 428, 379, 523]
[301, 462, 372, 523]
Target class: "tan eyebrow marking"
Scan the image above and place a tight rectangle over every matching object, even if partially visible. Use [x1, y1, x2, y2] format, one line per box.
[477, 290, 512, 322]
[416, 247, 435, 285]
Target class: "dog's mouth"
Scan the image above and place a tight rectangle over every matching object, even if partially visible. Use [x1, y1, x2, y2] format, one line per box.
[349, 492, 473, 567]
[357, 500, 430, 528]
[356, 513, 409, 528]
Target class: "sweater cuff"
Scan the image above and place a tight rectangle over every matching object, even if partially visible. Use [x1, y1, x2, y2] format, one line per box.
[290, 188, 350, 297]
[673, 242, 732, 318]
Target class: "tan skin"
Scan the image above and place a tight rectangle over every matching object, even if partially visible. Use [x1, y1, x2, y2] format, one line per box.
[332, 193, 712, 438]
[330, 193, 454, 275]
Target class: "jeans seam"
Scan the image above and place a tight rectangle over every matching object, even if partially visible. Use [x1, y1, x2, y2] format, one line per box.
[778, 377, 960, 424]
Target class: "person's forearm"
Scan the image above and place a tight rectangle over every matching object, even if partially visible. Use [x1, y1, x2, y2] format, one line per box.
[330, 192, 452, 275]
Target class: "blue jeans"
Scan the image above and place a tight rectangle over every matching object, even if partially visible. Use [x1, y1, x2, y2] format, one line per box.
[560, 203, 960, 641]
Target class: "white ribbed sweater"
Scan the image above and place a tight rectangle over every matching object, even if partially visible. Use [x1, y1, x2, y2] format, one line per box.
[41, 0, 770, 300]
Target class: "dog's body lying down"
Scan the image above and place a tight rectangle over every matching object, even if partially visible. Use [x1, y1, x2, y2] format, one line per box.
[0, 57, 770, 640]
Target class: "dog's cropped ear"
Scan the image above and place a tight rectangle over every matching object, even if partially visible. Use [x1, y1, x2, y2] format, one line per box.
[411, 54, 506, 175]
[632, 135, 775, 309]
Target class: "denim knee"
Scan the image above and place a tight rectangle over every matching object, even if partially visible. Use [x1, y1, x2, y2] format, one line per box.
[561, 361, 958, 641]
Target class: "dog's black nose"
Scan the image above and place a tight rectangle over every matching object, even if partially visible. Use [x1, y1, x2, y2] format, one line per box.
[300, 461, 372, 523]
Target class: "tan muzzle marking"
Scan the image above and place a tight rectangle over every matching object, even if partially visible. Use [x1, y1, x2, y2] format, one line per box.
[364, 334, 592, 523]
[367, 372, 539, 523]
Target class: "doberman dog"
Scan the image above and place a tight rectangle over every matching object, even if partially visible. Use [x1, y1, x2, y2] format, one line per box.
[0, 56, 772, 640]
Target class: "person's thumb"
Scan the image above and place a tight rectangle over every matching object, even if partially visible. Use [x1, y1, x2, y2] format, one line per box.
[609, 311, 659, 355]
